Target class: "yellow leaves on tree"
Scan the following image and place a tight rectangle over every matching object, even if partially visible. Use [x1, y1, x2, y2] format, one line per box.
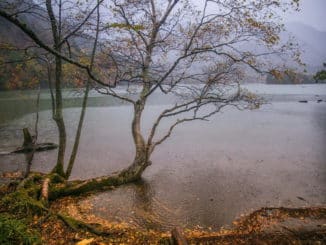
[270, 69, 283, 80]
[245, 18, 279, 45]
[108, 22, 145, 31]
[5, 62, 41, 90]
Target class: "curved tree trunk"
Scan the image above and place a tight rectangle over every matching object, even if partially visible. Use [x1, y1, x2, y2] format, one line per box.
[49, 159, 152, 199]
[49, 97, 152, 199]
[120, 149, 152, 181]
[128, 99, 152, 178]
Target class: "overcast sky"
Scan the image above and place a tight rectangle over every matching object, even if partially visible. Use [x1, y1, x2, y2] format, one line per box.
[283, 0, 326, 31]
[193, 0, 326, 32]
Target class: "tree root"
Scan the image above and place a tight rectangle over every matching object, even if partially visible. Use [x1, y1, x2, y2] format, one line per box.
[49, 170, 138, 200]
[1, 173, 117, 238]
[57, 213, 113, 236]
[17, 172, 43, 189]
[40, 178, 50, 205]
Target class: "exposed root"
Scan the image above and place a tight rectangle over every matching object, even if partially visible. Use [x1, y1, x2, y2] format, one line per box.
[40, 178, 50, 205]
[2, 173, 326, 244]
[49, 169, 142, 200]
[17, 172, 43, 190]
[57, 213, 114, 236]
[1, 172, 118, 238]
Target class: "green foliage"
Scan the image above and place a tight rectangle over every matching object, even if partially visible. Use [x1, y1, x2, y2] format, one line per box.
[0, 214, 41, 245]
[313, 70, 326, 82]
[1, 190, 44, 217]
[108, 22, 144, 31]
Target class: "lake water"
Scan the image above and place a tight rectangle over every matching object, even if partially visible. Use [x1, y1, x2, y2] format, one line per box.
[0, 83, 326, 231]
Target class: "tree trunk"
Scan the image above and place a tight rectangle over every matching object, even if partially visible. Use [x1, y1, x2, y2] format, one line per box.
[65, 82, 89, 179]
[22, 128, 35, 178]
[120, 150, 152, 181]
[24, 87, 41, 178]
[127, 100, 152, 179]
[51, 55, 66, 178]
[49, 99, 152, 199]
[49, 159, 151, 199]
[46, 0, 66, 178]
[23, 128, 34, 147]
[65, 0, 100, 179]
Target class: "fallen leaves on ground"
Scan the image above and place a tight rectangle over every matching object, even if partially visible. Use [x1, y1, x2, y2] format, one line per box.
[47, 196, 326, 244]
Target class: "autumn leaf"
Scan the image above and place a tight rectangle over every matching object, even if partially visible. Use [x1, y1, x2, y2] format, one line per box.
[75, 238, 95, 245]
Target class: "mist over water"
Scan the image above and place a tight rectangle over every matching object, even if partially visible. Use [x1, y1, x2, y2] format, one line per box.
[0, 84, 325, 230]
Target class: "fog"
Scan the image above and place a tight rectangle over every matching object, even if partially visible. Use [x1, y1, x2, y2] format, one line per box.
[284, 0, 326, 31]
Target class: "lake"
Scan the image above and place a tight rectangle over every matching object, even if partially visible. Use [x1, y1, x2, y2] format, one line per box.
[0, 83, 325, 231]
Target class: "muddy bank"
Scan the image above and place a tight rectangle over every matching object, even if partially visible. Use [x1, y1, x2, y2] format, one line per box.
[1, 173, 325, 244]
[47, 196, 326, 244]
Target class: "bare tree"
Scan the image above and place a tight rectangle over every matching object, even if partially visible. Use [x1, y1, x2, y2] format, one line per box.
[0, 0, 104, 178]
[85, 0, 299, 181]
[0, 0, 300, 196]
[65, 0, 102, 178]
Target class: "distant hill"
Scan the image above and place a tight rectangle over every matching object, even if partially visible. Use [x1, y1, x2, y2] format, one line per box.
[285, 22, 326, 73]
[240, 22, 326, 83]
[0, 0, 93, 90]
[0, 0, 52, 47]
[0, 7, 50, 90]
[0, 17, 32, 47]
[1, 3, 325, 87]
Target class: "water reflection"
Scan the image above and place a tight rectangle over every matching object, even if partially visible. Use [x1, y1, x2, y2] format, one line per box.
[0, 90, 127, 125]
[133, 179, 154, 212]
[0, 88, 174, 125]
[89, 179, 183, 231]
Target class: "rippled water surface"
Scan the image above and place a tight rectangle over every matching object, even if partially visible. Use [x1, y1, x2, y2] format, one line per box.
[0, 84, 325, 230]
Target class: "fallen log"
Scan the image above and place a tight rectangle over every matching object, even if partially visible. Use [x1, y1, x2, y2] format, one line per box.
[12, 142, 58, 154]
[0, 128, 58, 155]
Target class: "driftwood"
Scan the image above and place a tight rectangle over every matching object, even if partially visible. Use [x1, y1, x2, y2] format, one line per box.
[0, 128, 58, 155]
[12, 143, 58, 153]
[171, 227, 188, 245]
[23, 128, 34, 147]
